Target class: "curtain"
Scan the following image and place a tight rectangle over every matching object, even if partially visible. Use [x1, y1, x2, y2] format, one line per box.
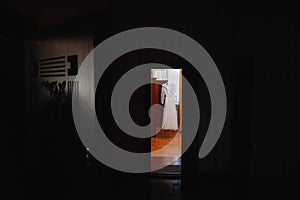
[151, 69, 181, 104]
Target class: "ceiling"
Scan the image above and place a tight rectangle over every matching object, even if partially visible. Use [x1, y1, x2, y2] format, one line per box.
[2, 0, 297, 32]
[1, 0, 137, 30]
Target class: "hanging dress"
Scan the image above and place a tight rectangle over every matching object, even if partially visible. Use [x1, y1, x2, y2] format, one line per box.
[161, 84, 178, 130]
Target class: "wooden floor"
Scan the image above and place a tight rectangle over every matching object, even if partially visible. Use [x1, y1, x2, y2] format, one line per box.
[151, 130, 181, 157]
[151, 130, 181, 172]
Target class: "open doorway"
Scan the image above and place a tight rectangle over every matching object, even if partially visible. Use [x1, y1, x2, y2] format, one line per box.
[150, 69, 182, 175]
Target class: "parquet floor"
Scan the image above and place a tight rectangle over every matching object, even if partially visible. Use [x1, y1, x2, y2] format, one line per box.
[151, 130, 181, 157]
[151, 130, 181, 172]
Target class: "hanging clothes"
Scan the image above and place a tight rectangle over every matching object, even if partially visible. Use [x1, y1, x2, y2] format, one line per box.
[161, 84, 178, 130]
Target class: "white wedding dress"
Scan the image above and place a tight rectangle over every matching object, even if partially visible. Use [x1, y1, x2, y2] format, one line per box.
[161, 84, 178, 130]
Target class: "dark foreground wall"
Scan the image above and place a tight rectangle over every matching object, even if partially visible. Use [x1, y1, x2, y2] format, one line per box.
[1, 1, 300, 199]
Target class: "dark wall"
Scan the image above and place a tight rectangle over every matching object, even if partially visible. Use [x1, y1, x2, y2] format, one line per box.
[249, 14, 300, 199]
[0, 34, 24, 200]
[23, 13, 101, 199]
[95, 2, 299, 199]
[0, 9, 33, 200]
[2, 1, 299, 200]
